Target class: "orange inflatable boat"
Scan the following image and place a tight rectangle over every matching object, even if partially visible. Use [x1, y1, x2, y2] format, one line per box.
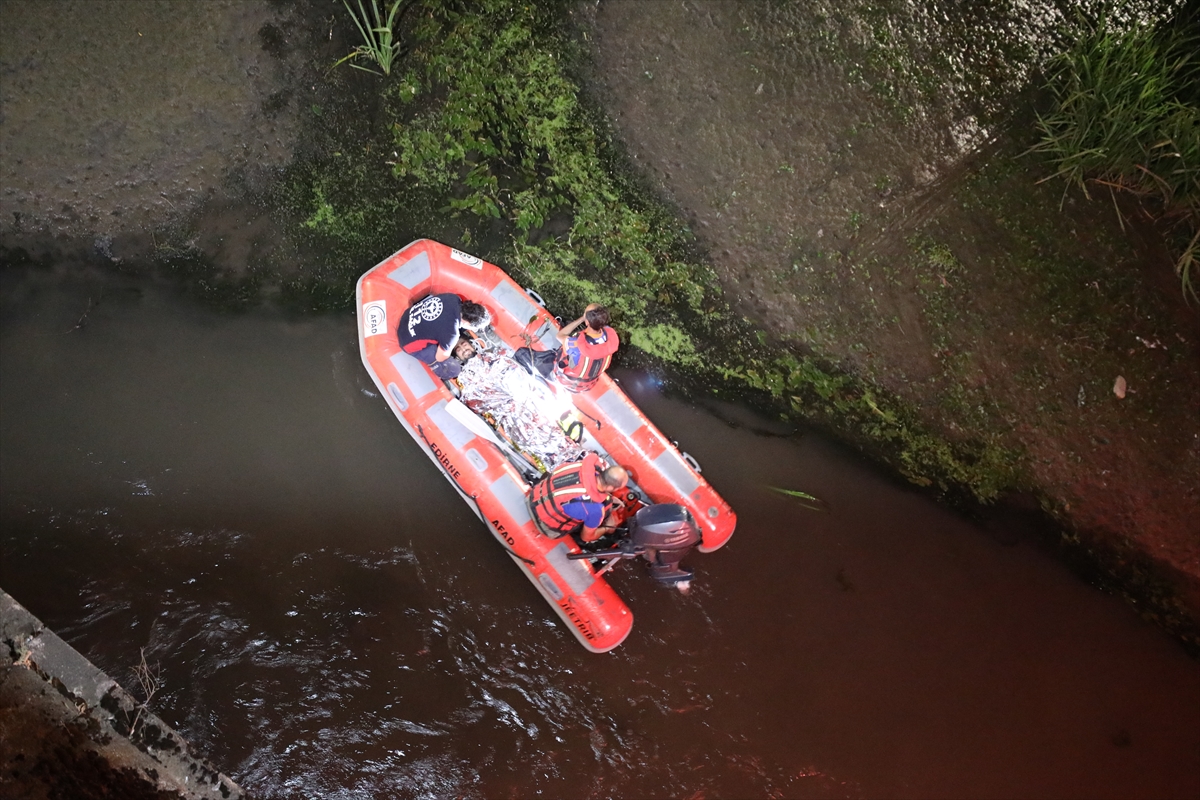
[356, 239, 736, 652]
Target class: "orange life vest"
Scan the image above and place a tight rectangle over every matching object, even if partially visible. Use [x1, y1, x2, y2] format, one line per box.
[528, 452, 608, 537]
[555, 327, 619, 393]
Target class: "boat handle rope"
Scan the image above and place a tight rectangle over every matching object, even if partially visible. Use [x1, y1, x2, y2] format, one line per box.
[499, 543, 536, 566]
[681, 451, 702, 473]
[417, 424, 537, 566]
[416, 423, 457, 479]
[576, 407, 603, 430]
[526, 288, 546, 307]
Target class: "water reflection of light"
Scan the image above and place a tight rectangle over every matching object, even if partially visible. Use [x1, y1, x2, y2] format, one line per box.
[621, 373, 665, 395]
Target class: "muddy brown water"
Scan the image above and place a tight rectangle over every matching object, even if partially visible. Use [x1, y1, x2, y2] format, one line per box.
[2, 263, 1198, 798]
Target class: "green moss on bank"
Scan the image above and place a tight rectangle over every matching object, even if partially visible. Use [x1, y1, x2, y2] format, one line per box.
[276, 0, 1026, 504]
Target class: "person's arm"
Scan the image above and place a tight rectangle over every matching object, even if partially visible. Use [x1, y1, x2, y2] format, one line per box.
[556, 315, 587, 346]
[581, 507, 619, 542]
[429, 357, 462, 380]
[562, 499, 607, 541]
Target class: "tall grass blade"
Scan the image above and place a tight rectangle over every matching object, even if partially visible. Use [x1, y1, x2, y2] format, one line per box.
[1028, 15, 1199, 296]
[767, 486, 829, 512]
[337, 0, 404, 76]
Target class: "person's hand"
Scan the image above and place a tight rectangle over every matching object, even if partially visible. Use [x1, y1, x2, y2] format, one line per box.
[597, 510, 619, 532]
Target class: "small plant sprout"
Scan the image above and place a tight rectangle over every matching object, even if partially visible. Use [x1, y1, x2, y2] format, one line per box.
[335, 0, 405, 76]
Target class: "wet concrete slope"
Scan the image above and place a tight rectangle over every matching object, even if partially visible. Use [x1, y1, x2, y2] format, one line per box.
[0, 0, 307, 262]
[1, 589, 244, 799]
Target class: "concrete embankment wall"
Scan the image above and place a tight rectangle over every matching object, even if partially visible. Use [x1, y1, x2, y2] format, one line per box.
[0, 589, 244, 799]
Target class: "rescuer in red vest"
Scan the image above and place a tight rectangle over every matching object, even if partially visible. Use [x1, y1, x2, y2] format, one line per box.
[528, 452, 630, 542]
[514, 303, 620, 393]
[553, 303, 620, 392]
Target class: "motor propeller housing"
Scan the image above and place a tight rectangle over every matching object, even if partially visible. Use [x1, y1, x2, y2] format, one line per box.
[628, 503, 701, 588]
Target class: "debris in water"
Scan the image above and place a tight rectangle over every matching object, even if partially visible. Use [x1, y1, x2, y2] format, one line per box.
[767, 486, 827, 512]
[1114, 375, 1127, 399]
[835, 568, 855, 592]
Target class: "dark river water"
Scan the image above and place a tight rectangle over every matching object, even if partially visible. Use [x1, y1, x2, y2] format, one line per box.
[1, 262, 1198, 799]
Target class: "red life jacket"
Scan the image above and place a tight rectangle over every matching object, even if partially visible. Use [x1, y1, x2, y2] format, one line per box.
[528, 452, 608, 537]
[555, 327, 619, 393]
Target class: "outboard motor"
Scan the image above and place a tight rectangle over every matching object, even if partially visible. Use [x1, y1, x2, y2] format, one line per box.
[628, 503, 701, 589]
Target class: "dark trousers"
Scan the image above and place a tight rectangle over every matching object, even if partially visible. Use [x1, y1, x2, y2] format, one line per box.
[513, 346, 560, 379]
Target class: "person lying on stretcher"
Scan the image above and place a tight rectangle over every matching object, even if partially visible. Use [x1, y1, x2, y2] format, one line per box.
[454, 336, 587, 473]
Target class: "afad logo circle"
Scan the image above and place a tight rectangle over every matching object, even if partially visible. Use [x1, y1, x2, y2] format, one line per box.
[362, 301, 387, 336]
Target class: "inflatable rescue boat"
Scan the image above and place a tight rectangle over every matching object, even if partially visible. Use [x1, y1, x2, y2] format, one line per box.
[356, 240, 736, 652]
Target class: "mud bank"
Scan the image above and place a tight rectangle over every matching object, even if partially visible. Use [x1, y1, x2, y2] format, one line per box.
[1, 589, 243, 799]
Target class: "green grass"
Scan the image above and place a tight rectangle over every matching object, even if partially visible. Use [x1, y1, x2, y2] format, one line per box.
[385, 0, 724, 352]
[1029, 15, 1199, 298]
[335, 0, 405, 76]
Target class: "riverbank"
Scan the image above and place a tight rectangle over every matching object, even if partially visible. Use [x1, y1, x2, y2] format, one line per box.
[1, 590, 244, 799]
[1, 0, 1195, 651]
